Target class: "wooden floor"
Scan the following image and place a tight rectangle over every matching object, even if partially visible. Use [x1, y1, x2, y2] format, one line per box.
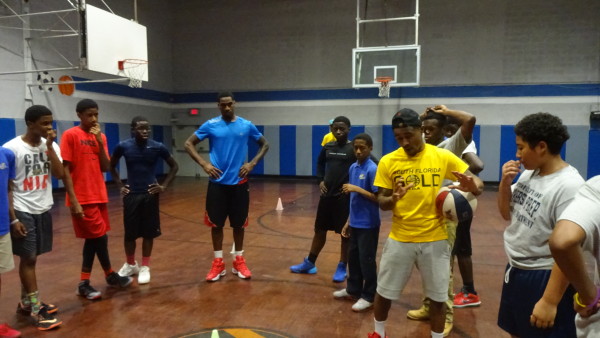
[0, 177, 511, 338]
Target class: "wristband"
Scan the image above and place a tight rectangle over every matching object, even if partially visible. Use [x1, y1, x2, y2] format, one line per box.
[574, 288, 600, 309]
[10, 219, 19, 225]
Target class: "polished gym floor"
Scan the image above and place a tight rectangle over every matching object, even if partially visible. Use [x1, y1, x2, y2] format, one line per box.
[0, 177, 509, 337]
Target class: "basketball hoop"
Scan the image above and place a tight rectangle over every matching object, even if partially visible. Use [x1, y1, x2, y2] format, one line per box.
[118, 59, 148, 88]
[375, 76, 393, 98]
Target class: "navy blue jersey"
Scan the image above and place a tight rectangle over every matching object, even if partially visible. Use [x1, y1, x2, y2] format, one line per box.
[113, 138, 171, 194]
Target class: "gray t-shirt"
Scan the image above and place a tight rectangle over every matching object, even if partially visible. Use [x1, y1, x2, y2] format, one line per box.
[504, 165, 584, 269]
[438, 131, 469, 186]
[558, 175, 600, 338]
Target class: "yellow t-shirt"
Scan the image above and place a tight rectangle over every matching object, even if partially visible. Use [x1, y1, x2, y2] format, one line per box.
[321, 132, 336, 146]
[374, 144, 469, 243]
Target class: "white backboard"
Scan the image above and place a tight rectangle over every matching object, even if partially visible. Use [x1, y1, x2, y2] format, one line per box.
[86, 4, 148, 81]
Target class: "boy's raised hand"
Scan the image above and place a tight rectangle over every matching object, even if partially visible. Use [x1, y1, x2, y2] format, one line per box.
[501, 160, 521, 184]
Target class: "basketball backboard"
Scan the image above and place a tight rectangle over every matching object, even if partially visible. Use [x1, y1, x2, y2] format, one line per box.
[353, 46, 420, 88]
[86, 4, 148, 81]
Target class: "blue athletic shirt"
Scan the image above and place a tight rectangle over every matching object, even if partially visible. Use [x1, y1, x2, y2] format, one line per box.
[112, 138, 171, 194]
[348, 158, 380, 229]
[0, 147, 16, 235]
[195, 116, 263, 185]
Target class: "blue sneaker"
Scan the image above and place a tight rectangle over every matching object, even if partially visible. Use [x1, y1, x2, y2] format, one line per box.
[290, 257, 317, 274]
[332, 262, 347, 282]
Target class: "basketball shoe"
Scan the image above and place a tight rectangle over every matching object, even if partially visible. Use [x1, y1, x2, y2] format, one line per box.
[453, 288, 481, 308]
[206, 258, 226, 281]
[76, 280, 101, 300]
[0, 323, 21, 338]
[232, 255, 252, 279]
[118, 261, 140, 277]
[290, 257, 317, 274]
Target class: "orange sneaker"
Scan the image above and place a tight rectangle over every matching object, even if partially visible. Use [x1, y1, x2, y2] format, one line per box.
[206, 258, 226, 282]
[232, 255, 252, 279]
[367, 332, 387, 338]
[453, 289, 481, 308]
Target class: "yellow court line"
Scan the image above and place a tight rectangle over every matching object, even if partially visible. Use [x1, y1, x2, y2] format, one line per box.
[224, 329, 265, 338]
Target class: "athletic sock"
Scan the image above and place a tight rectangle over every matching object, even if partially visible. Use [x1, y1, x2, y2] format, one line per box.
[214, 250, 223, 259]
[234, 250, 243, 257]
[431, 331, 443, 338]
[103, 268, 115, 277]
[141, 256, 151, 267]
[307, 253, 318, 264]
[374, 318, 385, 337]
[81, 272, 91, 281]
[126, 254, 136, 265]
[27, 291, 40, 315]
[463, 282, 476, 294]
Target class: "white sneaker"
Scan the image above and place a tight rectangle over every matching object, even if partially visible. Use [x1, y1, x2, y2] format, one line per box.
[118, 262, 140, 277]
[352, 298, 373, 312]
[138, 266, 150, 284]
[333, 289, 350, 299]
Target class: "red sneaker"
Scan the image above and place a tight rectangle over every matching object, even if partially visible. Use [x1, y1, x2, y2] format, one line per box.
[0, 323, 21, 338]
[453, 290, 481, 308]
[367, 332, 387, 338]
[232, 255, 252, 279]
[205, 258, 226, 282]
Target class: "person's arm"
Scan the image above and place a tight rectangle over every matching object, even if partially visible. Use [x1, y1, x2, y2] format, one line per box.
[62, 160, 83, 218]
[530, 263, 571, 328]
[342, 183, 377, 202]
[498, 160, 521, 220]
[462, 152, 484, 175]
[149, 156, 179, 194]
[550, 220, 599, 317]
[239, 136, 269, 178]
[8, 181, 26, 238]
[184, 133, 222, 179]
[46, 131, 64, 179]
[109, 149, 129, 196]
[316, 146, 327, 195]
[90, 125, 110, 172]
[430, 105, 476, 143]
[449, 170, 484, 196]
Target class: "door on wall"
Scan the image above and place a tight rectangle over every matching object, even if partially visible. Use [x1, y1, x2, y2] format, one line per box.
[172, 125, 210, 177]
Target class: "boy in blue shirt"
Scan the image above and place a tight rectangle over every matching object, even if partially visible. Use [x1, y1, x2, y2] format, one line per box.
[333, 133, 380, 312]
[110, 116, 179, 285]
[185, 92, 269, 282]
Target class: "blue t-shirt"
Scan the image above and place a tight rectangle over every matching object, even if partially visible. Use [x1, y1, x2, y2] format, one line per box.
[0, 147, 16, 235]
[112, 138, 171, 194]
[348, 158, 380, 229]
[195, 116, 263, 185]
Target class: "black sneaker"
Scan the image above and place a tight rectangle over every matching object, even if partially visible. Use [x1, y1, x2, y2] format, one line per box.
[106, 272, 133, 288]
[76, 280, 102, 300]
[16, 301, 59, 315]
[34, 307, 62, 331]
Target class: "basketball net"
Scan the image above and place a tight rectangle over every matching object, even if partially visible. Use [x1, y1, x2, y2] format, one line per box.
[118, 59, 148, 88]
[375, 77, 392, 98]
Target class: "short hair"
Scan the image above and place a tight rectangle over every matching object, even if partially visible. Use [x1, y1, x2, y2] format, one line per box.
[514, 112, 569, 155]
[130, 116, 149, 129]
[332, 116, 351, 128]
[25, 105, 52, 123]
[217, 91, 235, 101]
[392, 108, 421, 128]
[421, 109, 447, 128]
[353, 133, 373, 147]
[76, 99, 98, 113]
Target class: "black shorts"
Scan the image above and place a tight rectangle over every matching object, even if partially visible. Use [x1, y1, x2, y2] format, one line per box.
[314, 194, 350, 233]
[205, 181, 249, 228]
[123, 193, 161, 241]
[12, 210, 53, 258]
[452, 217, 472, 256]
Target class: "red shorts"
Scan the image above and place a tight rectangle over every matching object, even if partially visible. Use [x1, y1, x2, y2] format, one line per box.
[71, 203, 111, 239]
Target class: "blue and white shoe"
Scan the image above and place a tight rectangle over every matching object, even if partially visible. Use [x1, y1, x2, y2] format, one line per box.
[290, 257, 317, 274]
[332, 261, 347, 282]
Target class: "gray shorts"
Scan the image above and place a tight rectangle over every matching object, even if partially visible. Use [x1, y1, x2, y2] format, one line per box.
[12, 210, 53, 258]
[0, 233, 15, 273]
[376, 238, 450, 302]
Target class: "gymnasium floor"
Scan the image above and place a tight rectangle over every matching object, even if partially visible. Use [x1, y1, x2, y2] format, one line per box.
[0, 177, 509, 337]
